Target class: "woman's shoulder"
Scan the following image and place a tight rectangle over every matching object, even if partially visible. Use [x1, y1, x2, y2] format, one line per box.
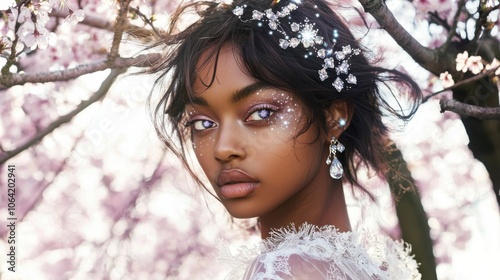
[219, 223, 421, 280]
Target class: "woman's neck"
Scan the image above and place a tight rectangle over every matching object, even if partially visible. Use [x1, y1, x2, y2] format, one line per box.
[258, 180, 351, 239]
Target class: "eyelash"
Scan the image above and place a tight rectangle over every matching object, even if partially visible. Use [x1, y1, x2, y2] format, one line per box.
[246, 104, 278, 122]
[185, 118, 216, 131]
[185, 104, 279, 132]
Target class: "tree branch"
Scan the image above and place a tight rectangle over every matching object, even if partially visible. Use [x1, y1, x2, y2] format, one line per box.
[358, 0, 443, 74]
[440, 99, 500, 119]
[50, 10, 158, 40]
[0, 53, 160, 88]
[2, 5, 22, 76]
[428, 11, 451, 31]
[0, 68, 124, 165]
[109, 0, 133, 60]
[423, 67, 499, 102]
[130, 6, 162, 38]
[473, 2, 500, 42]
[50, 10, 113, 30]
[485, 3, 500, 13]
[473, 1, 488, 42]
[441, 0, 466, 50]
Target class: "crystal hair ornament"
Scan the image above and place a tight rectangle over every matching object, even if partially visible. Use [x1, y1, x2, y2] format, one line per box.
[232, 2, 361, 92]
[326, 136, 344, 179]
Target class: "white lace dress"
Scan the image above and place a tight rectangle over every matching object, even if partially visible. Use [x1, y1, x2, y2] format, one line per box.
[219, 223, 421, 280]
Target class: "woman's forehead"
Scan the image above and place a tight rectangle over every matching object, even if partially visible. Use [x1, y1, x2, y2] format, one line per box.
[192, 44, 255, 95]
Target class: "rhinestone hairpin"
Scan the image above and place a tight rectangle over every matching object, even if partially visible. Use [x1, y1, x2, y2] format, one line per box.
[233, 2, 361, 92]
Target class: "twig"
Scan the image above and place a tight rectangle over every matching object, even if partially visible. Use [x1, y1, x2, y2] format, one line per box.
[0, 69, 124, 165]
[484, 3, 500, 13]
[423, 67, 499, 102]
[441, 0, 466, 50]
[50, 10, 114, 30]
[474, 3, 500, 42]
[2, 5, 22, 75]
[130, 6, 161, 38]
[472, 1, 490, 42]
[440, 99, 500, 119]
[109, 0, 133, 61]
[0, 53, 160, 88]
[428, 11, 451, 31]
[358, 0, 441, 74]
[50, 10, 157, 39]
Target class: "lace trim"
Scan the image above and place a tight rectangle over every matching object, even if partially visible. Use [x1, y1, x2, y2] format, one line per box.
[218, 223, 421, 280]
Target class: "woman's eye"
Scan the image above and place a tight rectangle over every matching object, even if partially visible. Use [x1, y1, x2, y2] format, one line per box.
[247, 108, 275, 121]
[192, 119, 216, 131]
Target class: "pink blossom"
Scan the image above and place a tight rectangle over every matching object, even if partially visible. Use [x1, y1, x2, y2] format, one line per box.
[455, 51, 469, 72]
[19, 21, 56, 50]
[485, 58, 500, 76]
[466, 56, 484, 74]
[34, 10, 51, 27]
[64, 9, 85, 26]
[455, 51, 485, 75]
[33, 0, 53, 16]
[8, 6, 32, 30]
[439, 71, 455, 88]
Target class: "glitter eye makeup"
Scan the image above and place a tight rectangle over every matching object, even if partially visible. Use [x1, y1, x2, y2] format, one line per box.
[246, 104, 278, 122]
[194, 119, 216, 130]
[184, 88, 304, 155]
[184, 114, 217, 132]
[260, 90, 300, 133]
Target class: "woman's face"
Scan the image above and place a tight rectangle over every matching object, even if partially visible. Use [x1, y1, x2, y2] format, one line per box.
[185, 45, 330, 219]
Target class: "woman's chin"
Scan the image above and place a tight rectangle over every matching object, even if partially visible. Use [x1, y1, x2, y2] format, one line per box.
[222, 204, 261, 219]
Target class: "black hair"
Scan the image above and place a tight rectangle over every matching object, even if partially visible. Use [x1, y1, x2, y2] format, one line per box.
[147, 0, 422, 192]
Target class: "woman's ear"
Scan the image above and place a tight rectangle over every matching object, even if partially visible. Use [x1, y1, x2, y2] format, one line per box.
[325, 101, 352, 141]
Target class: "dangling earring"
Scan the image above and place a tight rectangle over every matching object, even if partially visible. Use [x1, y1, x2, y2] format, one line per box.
[326, 136, 345, 179]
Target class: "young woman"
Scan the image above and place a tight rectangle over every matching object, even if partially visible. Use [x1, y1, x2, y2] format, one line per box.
[148, 0, 422, 278]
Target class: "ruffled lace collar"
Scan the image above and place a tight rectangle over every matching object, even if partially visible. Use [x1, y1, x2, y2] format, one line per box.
[218, 223, 421, 280]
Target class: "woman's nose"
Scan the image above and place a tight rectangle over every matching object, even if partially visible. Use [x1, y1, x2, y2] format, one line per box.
[214, 122, 246, 162]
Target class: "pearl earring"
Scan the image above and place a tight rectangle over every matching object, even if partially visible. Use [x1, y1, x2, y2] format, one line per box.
[326, 136, 345, 179]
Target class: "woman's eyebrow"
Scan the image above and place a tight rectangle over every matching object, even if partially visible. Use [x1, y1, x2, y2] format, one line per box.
[190, 82, 269, 106]
[231, 82, 269, 103]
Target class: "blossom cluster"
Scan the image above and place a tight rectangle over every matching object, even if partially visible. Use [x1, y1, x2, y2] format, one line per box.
[455, 51, 484, 74]
[439, 51, 500, 88]
[1, 0, 84, 51]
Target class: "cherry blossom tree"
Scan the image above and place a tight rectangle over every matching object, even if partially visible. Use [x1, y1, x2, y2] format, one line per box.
[353, 0, 500, 278]
[358, 0, 500, 199]
[1, 0, 499, 279]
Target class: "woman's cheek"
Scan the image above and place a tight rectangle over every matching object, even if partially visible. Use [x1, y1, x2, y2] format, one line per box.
[192, 135, 215, 160]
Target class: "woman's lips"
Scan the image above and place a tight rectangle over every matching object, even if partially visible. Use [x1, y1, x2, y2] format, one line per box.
[220, 182, 257, 199]
[216, 169, 258, 199]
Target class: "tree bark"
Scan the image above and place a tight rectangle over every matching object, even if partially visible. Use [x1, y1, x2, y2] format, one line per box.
[452, 81, 500, 206]
[440, 99, 500, 120]
[384, 141, 438, 280]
